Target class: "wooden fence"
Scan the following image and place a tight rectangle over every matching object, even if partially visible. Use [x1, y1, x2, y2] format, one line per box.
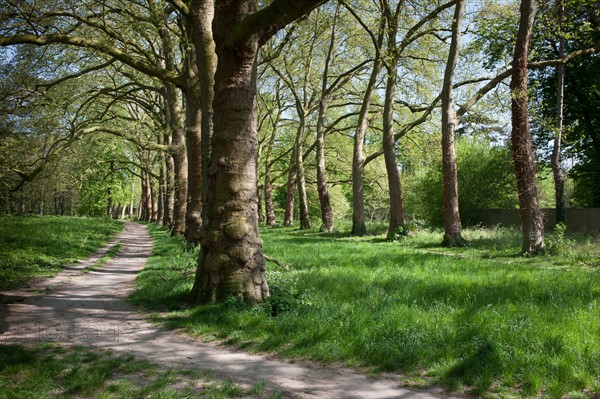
[475, 208, 600, 234]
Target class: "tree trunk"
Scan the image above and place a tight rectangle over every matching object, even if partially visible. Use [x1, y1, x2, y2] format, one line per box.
[189, 0, 217, 237]
[284, 145, 297, 227]
[190, 0, 268, 304]
[184, 83, 204, 243]
[164, 152, 175, 226]
[441, 0, 466, 247]
[169, 89, 188, 236]
[382, 64, 405, 235]
[39, 186, 44, 216]
[510, 0, 546, 254]
[351, 34, 383, 236]
[149, 173, 157, 222]
[552, 0, 566, 225]
[315, 7, 338, 232]
[263, 108, 279, 227]
[157, 150, 165, 225]
[296, 120, 311, 230]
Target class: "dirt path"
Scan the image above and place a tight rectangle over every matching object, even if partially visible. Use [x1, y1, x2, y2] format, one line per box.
[0, 222, 454, 399]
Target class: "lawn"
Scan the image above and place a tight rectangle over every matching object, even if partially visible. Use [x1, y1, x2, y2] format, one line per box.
[0, 343, 278, 399]
[0, 215, 123, 290]
[132, 222, 600, 399]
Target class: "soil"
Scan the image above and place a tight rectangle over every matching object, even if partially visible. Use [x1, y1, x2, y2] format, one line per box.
[0, 221, 457, 399]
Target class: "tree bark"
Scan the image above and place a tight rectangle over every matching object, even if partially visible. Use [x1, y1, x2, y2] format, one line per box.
[551, 0, 566, 225]
[190, 0, 268, 304]
[184, 84, 203, 242]
[315, 6, 339, 232]
[190, 0, 217, 233]
[164, 151, 175, 227]
[510, 0, 546, 254]
[382, 65, 405, 235]
[157, 142, 166, 226]
[296, 119, 311, 230]
[441, 0, 466, 247]
[351, 27, 383, 236]
[263, 106, 280, 227]
[169, 88, 188, 236]
[284, 145, 297, 227]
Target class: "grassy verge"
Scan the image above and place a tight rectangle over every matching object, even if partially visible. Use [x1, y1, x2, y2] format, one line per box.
[0, 343, 280, 399]
[0, 216, 123, 290]
[133, 223, 600, 399]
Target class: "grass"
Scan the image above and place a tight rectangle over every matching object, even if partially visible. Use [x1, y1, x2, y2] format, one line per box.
[0, 343, 279, 398]
[133, 221, 600, 399]
[0, 215, 123, 290]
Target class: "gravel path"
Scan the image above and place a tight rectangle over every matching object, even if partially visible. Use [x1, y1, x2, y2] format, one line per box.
[0, 221, 456, 399]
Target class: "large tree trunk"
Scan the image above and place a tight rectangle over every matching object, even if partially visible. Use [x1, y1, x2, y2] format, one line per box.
[184, 84, 203, 242]
[190, 0, 217, 234]
[284, 145, 297, 227]
[441, 0, 466, 247]
[296, 120, 312, 230]
[190, 0, 268, 304]
[169, 90, 188, 236]
[510, 0, 546, 254]
[552, 0, 566, 225]
[382, 64, 405, 235]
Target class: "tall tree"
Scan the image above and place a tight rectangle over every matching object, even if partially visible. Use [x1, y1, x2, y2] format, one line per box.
[550, 0, 566, 225]
[189, 0, 327, 304]
[441, 0, 467, 246]
[510, 0, 545, 254]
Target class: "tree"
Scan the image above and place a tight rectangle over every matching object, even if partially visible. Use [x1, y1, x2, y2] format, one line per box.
[441, 0, 467, 246]
[189, 0, 327, 304]
[510, 0, 545, 254]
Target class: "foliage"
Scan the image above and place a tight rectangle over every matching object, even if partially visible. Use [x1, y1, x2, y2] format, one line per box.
[0, 215, 122, 290]
[411, 138, 518, 227]
[137, 221, 600, 398]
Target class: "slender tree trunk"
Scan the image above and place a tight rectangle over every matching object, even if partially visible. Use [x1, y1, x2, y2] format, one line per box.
[315, 7, 339, 232]
[296, 120, 311, 230]
[39, 186, 44, 216]
[164, 152, 175, 226]
[510, 0, 546, 254]
[382, 64, 405, 235]
[441, 0, 466, 247]
[129, 177, 134, 218]
[263, 109, 279, 227]
[284, 145, 297, 227]
[149, 174, 157, 222]
[168, 89, 188, 236]
[190, 0, 268, 304]
[351, 36, 383, 236]
[552, 0, 566, 225]
[157, 150, 165, 225]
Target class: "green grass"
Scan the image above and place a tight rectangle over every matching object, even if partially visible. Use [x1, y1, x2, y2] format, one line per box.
[0, 343, 278, 398]
[134, 222, 600, 399]
[0, 216, 123, 290]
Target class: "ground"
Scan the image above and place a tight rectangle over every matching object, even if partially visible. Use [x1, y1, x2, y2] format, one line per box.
[0, 221, 455, 399]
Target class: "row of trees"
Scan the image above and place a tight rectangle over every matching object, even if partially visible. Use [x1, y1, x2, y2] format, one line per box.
[0, 0, 598, 303]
